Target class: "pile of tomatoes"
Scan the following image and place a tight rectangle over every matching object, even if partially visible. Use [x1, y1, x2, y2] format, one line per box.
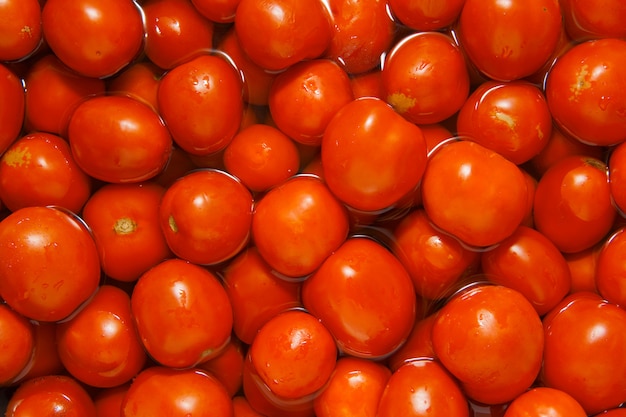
[2, 0, 626, 415]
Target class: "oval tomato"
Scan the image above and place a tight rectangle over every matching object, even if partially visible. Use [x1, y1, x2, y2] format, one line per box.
[0, 63, 25, 156]
[106, 61, 164, 112]
[387, 0, 465, 31]
[0, 304, 34, 386]
[0, 0, 42, 62]
[596, 227, 626, 307]
[560, 0, 626, 41]
[191, 0, 240, 23]
[504, 387, 587, 417]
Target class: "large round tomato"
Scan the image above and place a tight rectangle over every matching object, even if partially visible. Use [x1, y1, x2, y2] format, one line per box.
[503, 387, 587, 417]
[559, 0, 626, 41]
[0, 0, 42, 62]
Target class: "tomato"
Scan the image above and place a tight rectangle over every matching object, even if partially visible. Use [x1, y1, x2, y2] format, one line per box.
[456, 0, 562, 81]
[533, 155, 616, 253]
[541, 292, 626, 414]
[81, 182, 172, 282]
[68, 95, 173, 183]
[251, 174, 349, 278]
[609, 140, 626, 214]
[596, 227, 626, 307]
[565, 245, 600, 295]
[350, 69, 385, 100]
[198, 338, 245, 397]
[599, 409, 626, 417]
[421, 139, 529, 248]
[131, 258, 233, 368]
[107, 61, 164, 112]
[232, 396, 266, 417]
[41, 0, 144, 78]
[0, 63, 25, 155]
[382, 31, 469, 125]
[12, 322, 64, 384]
[387, 313, 437, 371]
[387, 0, 465, 31]
[456, 80, 552, 165]
[191, 0, 240, 23]
[56, 285, 147, 388]
[0, 303, 34, 386]
[545, 38, 626, 147]
[234, 0, 332, 71]
[322, 97, 428, 212]
[268, 59, 354, 146]
[0, 0, 42, 62]
[559, 0, 626, 41]
[0, 206, 101, 322]
[159, 169, 253, 265]
[504, 387, 587, 417]
[121, 366, 233, 417]
[157, 54, 243, 156]
[94, 384, 130, 417]
[0, 132, 92, 213]
[432, 284, 544, 405]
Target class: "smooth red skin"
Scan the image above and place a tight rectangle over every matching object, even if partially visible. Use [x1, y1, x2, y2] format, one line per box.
[377, 359, 469, 417]
[56, 285, 147, 388]
[107, 61, 164, 112]
[314, 356, 391, 417]
[609, 140, 626, 214]
[0, 63, 25, 155]
[223, 247, 302, 344]
[251, 175, 349, 278]
[121, 367, 233, 417]
[232, 396, 266, 417]
[41, 0, 144, 78]
[596, 227, 626, 307]
[198, 338, 245, 397]
[456, 0, 562, 81]
[0, 0, 42, 61]
[13, 322, 64, 384]
[545, 38, 626, 146]
[481, 225, 571, 316]
[456, 80, 552, 165]
[504, 387, 587, 417]
[350, 70, 385, 100]
[131, 258, 233, 368]
[157, 54, 243, 156]
[248, 310, 337, 401]
[269, 59, 355, 146]
[142, 0, 214, 70]
[560, 0, 626, 41]
[6, 375, 97, 417]
[68, 95, 173, 183]
[388, 0, 465, 31]
[0, 304, 34, 385]
[322, 97, 428, 212]
[382, 31, 470, 125]
[234, 0, 332, 71]
[159, 169, 253, 265]
[94, 384, 130, 417]
[191, 0, 240, 22]
[565, 245, 600, 295]
[387, 313, 437, 372]
[533, 155, 616, 254]
[421, 140, 529, 248]
[81, 182, 172, 282]
[0, 206, 101, 322]
[432, 285, 544, 405]
[23, 54, 106, 136]
[302, 237, 417, 359]
[541, 292, 626, 414]
[324, 0, 396, 74]
[0, 132, 92, 213]
[598, 409, 626, 417]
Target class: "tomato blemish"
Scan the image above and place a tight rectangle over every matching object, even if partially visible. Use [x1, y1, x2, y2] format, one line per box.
[387, 92, 416, 114]
[114, 217, 137, 235]
[2, 147, 32, 168]
[569, 64, 591, 101]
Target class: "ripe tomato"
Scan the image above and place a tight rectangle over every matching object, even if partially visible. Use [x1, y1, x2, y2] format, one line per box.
[350, 69, 385, 100]
[107, 61, 164, 112]
[13, 322, 64, 384]
[0, 63, 25, 155]
[198, 338, 245, 397]
[0, 0, 42, 62]
[41, 0, 144, 78]
[504, 387, 587, 417]
[94, 384, 130, 417]
[0, 132, 92, 213]
[121, 367, 233, 417]
[565, 245, 600, 294]
[387, 0, 465, 31]
[56, 285, 147, 388]
[0, 303, 34, 386]
[545, 38, 626, 146]
[560, 0, 626, 41]
[421, 139, 529, 248]
[68, 95, 173, 183]
[131, 258, 233, 368]
[541, 292, 626, 414]
[596, 227, 626, 307]
[432, 284, 544, 405]
[191, 0, 240, 23]
[387, 313, 437, 371]
[0, 206, 101, 322]
[157, 54, 243, 156]
[382, 31, 470, 125]
[609, 140, 626, 214]
[456, 0, 562, 81]
[232, 395, 266, 417]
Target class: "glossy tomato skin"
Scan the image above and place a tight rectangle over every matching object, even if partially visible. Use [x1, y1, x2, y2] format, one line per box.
[503, 387, 587, 417]
[131, 258, 233, 368]
[0, 63, 25, 156]
[0, 0, 42, 62]
[0, 304, 34, 386]
[387, 313, 437, 371]
[387, 0, 465, 31]
[609, 140, 626, 214]
[12, 322, 65, 384]
[0, 206, 101, 322]
[41, 0, 144, 78]
[107, 61, 164, 112]
[198, 338, 245, 397]
[545, 38, 626, 146]
[560, 0, 626, 41]
[94, 384, 130, 417]
[191, 0, 240, 23]
[596, 227, 626, 307]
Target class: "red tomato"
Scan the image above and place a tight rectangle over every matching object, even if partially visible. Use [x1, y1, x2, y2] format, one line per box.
[609, 140, 626, 214]
[456, 0, 562, 81]
[198, 338, 245, 397]
[234, 0, 332, 71]
[421, 139, 529, 248]
[0, 132, 92, 213]
[560, 0, 626, 41]
[541, 292, 626, 414]
[382, 31, 469, 125]
[12, 322, 64, 384]
[565, 245, 600, 295]
[41, 0, 144, 78]
[157, 54, 243, 156]
[387, 313, 437, 371]
[0, 0, 42, 61]
[191, 0, 240, 23]
[0, 206, 101, 322]
[251, 174, 349, 278]
[121, 366, 233, 417]
[378, 358, 469, 417]
[596, 227, 626, 307]
[350, 69, 385, 100]
[68, 95, 173, 183]
[131, 258, 233, 368]
[387, 0, 465, 31]
[107, 61, 164, 112]
[94, 384, 130, 417]
[268, 59, 354, 146]
[56, 285, 147, 388]
[81, 181, 172, 282]
[232, 396, 266, 417]
[545, 38, 626, 146]
[600, 409, 626, 417]
[432, 284, 544, 404]
[321, 97, 428, 212]
[504, 387, 587, 417]
[533, 155, 616, 253]
[0, 304, 34, 386]
[0, 63, 25, 155]
[456, 80, 552, 165]
[159, 169, 253, 265]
